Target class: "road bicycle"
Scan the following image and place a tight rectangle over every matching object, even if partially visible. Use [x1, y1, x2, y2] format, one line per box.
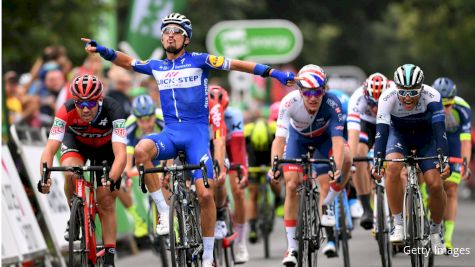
[40, 160, 119, 266]
[247, 165, 275, 259]
[139, 151, 209, 267]
[353, 156, 392, 267]
[375, 149, 447, 267]
[333, 186, 353, 267]
[273, 146, 336, 267]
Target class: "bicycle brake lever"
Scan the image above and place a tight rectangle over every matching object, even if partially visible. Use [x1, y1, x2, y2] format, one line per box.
[200, 161, 209, 188]
[138, 164, 148, 193]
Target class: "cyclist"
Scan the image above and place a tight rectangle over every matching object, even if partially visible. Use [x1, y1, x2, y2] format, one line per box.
[432, 77, 472, 252]
[81, 12, 296, 266]
[372, 64, 450, 255]
[269, 64, 352, 266]
[118, 94, 165, 238]
[347, 73, 392, 229]
[208, 85, 250, 263]
[38, 74, 127, 267]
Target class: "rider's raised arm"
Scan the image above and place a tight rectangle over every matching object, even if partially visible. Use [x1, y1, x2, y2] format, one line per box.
[229, 59, 296, 86]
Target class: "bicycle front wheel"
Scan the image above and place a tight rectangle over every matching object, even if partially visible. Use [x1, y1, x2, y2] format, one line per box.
[69, 197, 88, 267]
[376, 186, 392, 267]
[170, 194, 187, 267]
[297, 186, 310, 267]
[407, 187, 426, 267]
[338, 193, 350, 267]
[259, 182, 274, 259]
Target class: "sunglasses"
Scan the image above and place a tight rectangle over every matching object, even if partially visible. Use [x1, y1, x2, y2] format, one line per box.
[301, 88, 325, 98]
[161, 26, 187, 36]
[397, 88, 422, 97]
[442, 97, 455, 107]
[74, 100, 98, 109]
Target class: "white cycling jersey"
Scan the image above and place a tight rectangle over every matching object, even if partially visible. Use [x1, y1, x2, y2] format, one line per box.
[347, 87, 376, 130]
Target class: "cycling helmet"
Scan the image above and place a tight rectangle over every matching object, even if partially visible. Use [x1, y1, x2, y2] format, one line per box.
[161, 13, 192, 39]
[364, 73, 389, 102]
[132, 95, 156, 118]
[268, 101, 281, 122]
[394, 64, 424, 89]
[297, 64, 327, 88]
[209, 85, 229, 110]
[432, 77, 457, 98]
[70, 74, 103, 101]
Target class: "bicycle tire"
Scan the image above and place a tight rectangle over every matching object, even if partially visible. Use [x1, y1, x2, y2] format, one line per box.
[69, 197, 88, 267]
[188, 192, 203, 267]
[407, 187, 424, 267]
[297, 186, 308, 267]
[376, 186, 392, 267]
[259, 182, 274, 259]
[338, 193, 350, 267]
[223, 206, 234, 266]
[309, 190, 320, 266]
[147, 197, 169, 267]
[170, 194, 187, 267]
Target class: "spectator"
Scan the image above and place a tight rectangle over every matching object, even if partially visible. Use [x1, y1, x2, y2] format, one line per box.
[107, 67, 133, 114]
[39, 69, 66, 126]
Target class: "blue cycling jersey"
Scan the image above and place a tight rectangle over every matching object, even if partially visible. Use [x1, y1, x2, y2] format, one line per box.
[132, 52, 231, 125]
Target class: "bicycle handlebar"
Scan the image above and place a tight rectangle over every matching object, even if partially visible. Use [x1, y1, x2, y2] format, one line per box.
[138, 160, 209, 193]
[272, 155, 337, 180]
[374, 149, 448, 175]
[229, 164, 242, 182]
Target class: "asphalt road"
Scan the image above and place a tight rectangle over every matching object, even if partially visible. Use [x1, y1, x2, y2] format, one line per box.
[117, 199, 475, 267]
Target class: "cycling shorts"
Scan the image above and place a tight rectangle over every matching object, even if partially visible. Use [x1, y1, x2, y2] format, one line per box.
[143, 122, 213, 181]
[359, 119, 376, 148]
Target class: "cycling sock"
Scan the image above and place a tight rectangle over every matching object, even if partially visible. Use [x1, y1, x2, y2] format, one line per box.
[444, 220, 455, 245]
[235, 223, 247, 244]
[150, 190, 169, 214]
[249, 218, 257, 232]
[126, 205, 143, 224]
[323, 188, 339, 206]
[358, 194, 372, 212]
[325, 226, 336, 242]
[202, 237, 215, 261]
[430, 221, 442, 234]
[216, 206, 227, 221]
[349, 185, 357, 199]
[284, 220, 297, 250]
[393, 213, 403, 225]
[104, 244, 116, 265]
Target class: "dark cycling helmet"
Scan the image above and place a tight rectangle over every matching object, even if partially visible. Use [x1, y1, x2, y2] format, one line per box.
[394, 64, 424, 89]
[70, 74, 103, 101]
[161, 13, 192, 39]
[209, 85, 229, 110]
[432, 77, 457, 98]
[364, 72, 389, 102]
[132, 95, 156, 117]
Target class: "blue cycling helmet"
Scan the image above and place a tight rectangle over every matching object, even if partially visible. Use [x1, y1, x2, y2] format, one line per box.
[394, 64, 424, 89]
[432, 77, 457, 98]
[161, 13, 192, 39]
[132, 95, 156, 118]
[328, 89, 349, 115]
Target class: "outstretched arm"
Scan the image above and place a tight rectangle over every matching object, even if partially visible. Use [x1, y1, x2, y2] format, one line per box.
[81, 38, 134, 70]
[230, 59, 298, 86]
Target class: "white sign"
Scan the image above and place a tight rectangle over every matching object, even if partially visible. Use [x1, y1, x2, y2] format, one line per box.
[2, 200, 21, 263]
[1, 146, 48, 258]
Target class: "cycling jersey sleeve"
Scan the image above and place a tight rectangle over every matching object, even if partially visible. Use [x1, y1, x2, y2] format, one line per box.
[455, 98, 472, 141]
[107, 99, 128, 144]
[48, 105, 69, 142]
[275, 96, 292, 138]
[373, 90, 396, 158]
[194, 53, 231, 71]
[326, 96, 345, 137]
[347, 88, 363, 131]
[427, 99, 449, 156]
[131, 59, 161, 75]
[209, 104, 227, 139]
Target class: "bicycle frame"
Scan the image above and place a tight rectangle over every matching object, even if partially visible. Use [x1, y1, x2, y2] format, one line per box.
[403, 164, 426, 241]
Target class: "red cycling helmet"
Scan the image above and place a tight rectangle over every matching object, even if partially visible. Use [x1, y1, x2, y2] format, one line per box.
[208, 85, 229, 110]
[364, 72, 389, 103]
[70, 74, 103, 101]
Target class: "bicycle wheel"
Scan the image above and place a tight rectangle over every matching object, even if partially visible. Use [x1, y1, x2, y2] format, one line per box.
[148, 197, 169, 267]
[338, 193, 350, 267]
[259, 182, 274, 259]
[223, 206, 234, 266]
[376, 186, 392, 267]
[170, 194, 187, 267]
[297, 186, 309, 267]
[309, 190, 321, 266]
[188, 193, 203, 267]
[69, 197, 88, 267]
[407, 187, 423, 267]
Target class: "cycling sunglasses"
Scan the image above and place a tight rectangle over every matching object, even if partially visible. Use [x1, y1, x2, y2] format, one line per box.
[161, 26, 187, 36]
[442, 97, 455, 107]
[301, 87, 325, 98]
[74, 100, 98, 109]
[396, 88, 422, 97]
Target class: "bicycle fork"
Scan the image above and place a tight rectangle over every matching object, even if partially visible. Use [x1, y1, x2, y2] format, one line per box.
[335, 189, 353, 231]
[403, 185, 425, 241]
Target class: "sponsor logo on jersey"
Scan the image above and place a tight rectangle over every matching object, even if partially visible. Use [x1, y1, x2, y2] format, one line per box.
[210, 105, 222, 127]
[113, 119, 127, 137]
[154, 68, 203, 90]
[206, 55, 225, 68]
[50, 118, 66, 135]
[98, 118, 108, 126]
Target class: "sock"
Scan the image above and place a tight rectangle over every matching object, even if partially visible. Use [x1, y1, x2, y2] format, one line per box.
[324, 188, 340, 206]
[444, 220, 455, 246]
[202, 237, 215, 261]
[249, 218, 257, 232]
[430, 221, 442, 235]
[216, 206, 226, 221]
[349, 185, 357, 199]
[284, 220, 297, 251]
[150, 190, 169, 215]
[104, 244, 116, 265]
[235, 223, 247, 245]
[358, 194, 372, 212]
[126, 204, 143, 224]
[393, 213, 403, 226]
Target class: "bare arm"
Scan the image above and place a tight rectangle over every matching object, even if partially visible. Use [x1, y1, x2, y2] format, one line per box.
[331, 136, 346, 173]
[461, 140, 472, 163]
[213, 136, 227, 179]
[271, 136, 286, 164]
[110, 142, 127, 182]
[347, 129, 360, 159]
[39, 140, 62, 174]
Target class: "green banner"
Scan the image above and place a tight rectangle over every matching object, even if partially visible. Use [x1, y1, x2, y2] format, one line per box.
[125, 0, 187, 60]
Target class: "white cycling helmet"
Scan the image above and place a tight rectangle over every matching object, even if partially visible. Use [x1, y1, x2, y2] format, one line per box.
[297, 64, 327, 88]
[394, 64, 424, 89]
[161, 13, 192, 39]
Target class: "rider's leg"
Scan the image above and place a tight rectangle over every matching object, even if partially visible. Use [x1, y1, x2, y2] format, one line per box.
[229, 171, 249, 262]
[96, 187, 118, 265]
[246, 177, 259, 242]
[283, 169, 301, 252]
[353, 143, 373, 228]
[385, 153, 405, 239]
[60, 155, 84, 204]
[117, 189, 147, 237]
[424, 169, 447, 229]
[196, 178, 216, 263]
[443, 174, 460, 249]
